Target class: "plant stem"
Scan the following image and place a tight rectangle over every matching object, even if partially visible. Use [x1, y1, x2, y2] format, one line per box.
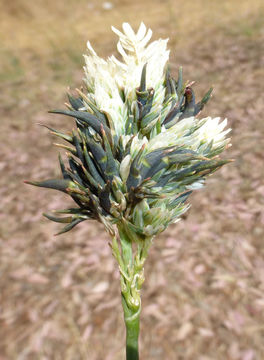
[112, 228, 152, 360]
[118, 228, 141, 359]
[122, 295, 140, 360]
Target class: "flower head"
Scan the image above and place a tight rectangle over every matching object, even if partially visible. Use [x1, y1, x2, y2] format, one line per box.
[83, 22, 170, 136]
[27, 23, 231, 238]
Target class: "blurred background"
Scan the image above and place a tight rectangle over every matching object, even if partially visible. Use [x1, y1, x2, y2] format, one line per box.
[0, 0, 264, 359]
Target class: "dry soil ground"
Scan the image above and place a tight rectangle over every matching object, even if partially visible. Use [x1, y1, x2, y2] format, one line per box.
[0, 0, 264, 359]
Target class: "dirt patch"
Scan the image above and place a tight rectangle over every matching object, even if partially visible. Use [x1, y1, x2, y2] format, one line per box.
[1, 0, 264, 359]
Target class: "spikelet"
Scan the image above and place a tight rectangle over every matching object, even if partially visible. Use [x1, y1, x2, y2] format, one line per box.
[27, 23, 231, 238]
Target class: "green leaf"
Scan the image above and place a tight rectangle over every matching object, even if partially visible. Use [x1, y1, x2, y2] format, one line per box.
[39, 124, 73, 143]
[75, 90, 109, 126]
[67, 94, 84, 110]
[86, 137, 107, 177]
[53, 208, 87, 215]
[179, 87, 196, 120]
[167, 191, 192, 209]
[164, 66, 178, 107]
[49, 109, 112, 141]
[68, 157, 87, 187]
[55, 218, 85, 236]
[98, 182, 112, 213]
[140, 89, 154, 119]
[140, 147, 174, 179]
[140, 110, 158, 129]
[126, 145, 146, 190]
[168, 149, 206, 164]
[72, 130, 85, 164]
[176, 66, 183, 96]
[101, 126, 118, 180]
[43, 213, 73, 223]
[194, 87, 213, 116]
[171, 159, 231, 181]
[83, 141, 105, 186]
[139, 63, 147, 92]
[25, 179, 72, 192]
[58, 154, 71, 180]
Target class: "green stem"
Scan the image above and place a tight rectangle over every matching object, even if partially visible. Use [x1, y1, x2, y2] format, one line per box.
[118, 228, 141, 359]
[114, 228, 152, 360]
[122, 295, 140, 360]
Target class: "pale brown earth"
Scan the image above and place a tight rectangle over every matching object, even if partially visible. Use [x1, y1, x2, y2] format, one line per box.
[0, 0, 264, 359]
